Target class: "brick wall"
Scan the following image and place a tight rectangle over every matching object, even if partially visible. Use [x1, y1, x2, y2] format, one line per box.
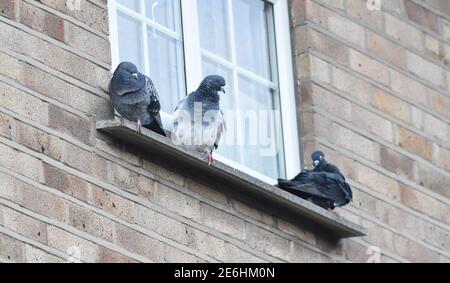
[0, 0, 448, 263]
[292, 0, 450, 262]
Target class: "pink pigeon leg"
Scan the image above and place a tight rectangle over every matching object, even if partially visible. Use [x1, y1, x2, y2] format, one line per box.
[206, 151, 216, 166]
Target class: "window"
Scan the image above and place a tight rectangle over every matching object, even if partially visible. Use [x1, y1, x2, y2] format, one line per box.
[109, 0, 300, 183]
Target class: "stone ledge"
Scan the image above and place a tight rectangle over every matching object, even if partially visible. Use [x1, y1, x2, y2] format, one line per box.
[96, 117, 367, 239]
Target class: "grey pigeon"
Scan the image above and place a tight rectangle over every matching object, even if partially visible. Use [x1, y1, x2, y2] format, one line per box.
[172, 75, 226, 165]
[277, 151, 353, 211]
[109, 62, 166, 136]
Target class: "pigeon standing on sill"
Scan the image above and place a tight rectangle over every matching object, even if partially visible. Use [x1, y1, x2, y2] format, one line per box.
[109, 62, 166, 137]
[172, 75, 226, 165]
[277, 151, 353, 211]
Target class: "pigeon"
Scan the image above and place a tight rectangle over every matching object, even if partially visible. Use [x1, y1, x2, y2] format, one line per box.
[311, 151, 341, 175]
[277, 151, 352, 210]
[109, 62, 166, 136]
[172, 75, 226, 165]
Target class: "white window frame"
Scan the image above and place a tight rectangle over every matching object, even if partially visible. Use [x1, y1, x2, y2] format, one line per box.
[108, 0, 300, 184]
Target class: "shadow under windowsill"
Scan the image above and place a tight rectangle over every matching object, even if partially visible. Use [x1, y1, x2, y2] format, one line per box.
[96, 117, 367, 239]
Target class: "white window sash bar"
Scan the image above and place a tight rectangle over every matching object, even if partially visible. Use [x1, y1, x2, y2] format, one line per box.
[273, 0, 301, 178]
[201, 49, 278, 90]
[116, 3, 182, 41]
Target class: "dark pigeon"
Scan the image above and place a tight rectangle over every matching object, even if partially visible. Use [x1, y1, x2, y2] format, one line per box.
[109, 62, 166, 136]
[172, 75, 226, 165]
[277, 151, 353, 210]
[311, 151, 341, 175]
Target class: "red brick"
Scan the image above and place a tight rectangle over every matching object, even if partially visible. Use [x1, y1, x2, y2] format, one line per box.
[114, 223, 160, 261]
[18, 183, 65, 222]
[415, 163, 450, 199]
[0, 233, 25, 262]
[1, 205, 48, 244]
[137, 175, 156, 201]
[350, 50, 390, 86]
[91, 154, 109, 181]
[61, 141, 93, 173]
[372, 89, 411, 124]
[0, 143, 43, 183]
[0, 0, 16, 20]
[289, 0, 306, 25]
[346, 0, 384, 31]
[43, 163, 88, 201]
[405, 0, 439, 33]
[0, 113, 14, 139]
[308, 29, 350, 66]
[48, 105, 93, 145]
[345, 240, 371, 263]
[19, 1, 65, 41]
[98, 247, 138, 263]
[399, 184, 450, 225]
[202, 204, 245, 240]
[90, 185, 136, 223]
[15, 122, 62, 161]
[38, 0, 109, 35]
[108, 163, 139, 194]
[67, 204, 114, 242]
[434, 145, 450, 172]
[160, 243, 198, 263]
[367, 31, 406, 68]
[396, 127, 433, 161]
[380, 147, 415, 180]
[246, 223, 291, 261]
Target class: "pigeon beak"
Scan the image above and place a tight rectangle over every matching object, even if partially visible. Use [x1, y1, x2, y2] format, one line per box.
[220, 87, 226, 94]
[132, 73, 139, 79]
[313, 160, 320, 167]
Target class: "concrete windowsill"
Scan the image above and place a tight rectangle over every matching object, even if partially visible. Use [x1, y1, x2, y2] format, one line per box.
[96, 117, 367, 239]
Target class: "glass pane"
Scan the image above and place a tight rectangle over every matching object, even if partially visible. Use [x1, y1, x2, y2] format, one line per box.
[148, 29, 185, 113]
[197, 0, 231, 60]
[233, 0, 275, 80]
[117, 12, 144, 71]
[237, 75, 285, 179]
[196, 0, 284, 179]
[146, 0, 181, 32]
[117, 0, 140, 12]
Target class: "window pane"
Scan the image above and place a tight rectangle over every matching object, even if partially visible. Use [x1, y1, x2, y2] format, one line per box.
[146, 0, 181, 33]
[148, 29, 185, 113]
[238, 75, 285, 179]
[233, 0, 274, 80]
[197, 0, 231, 60]
[117, 12, 144, 71]
[117, 0, 140, 12]
[196, 0, 285, 179]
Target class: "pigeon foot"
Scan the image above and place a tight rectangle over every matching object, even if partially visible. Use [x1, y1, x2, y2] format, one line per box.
[328, 209, 340, 218]
[207, 152, 216, 166]
[136, 119, 142, 134]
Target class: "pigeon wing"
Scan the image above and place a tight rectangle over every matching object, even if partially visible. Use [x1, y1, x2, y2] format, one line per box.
[172, 98, 193, 146]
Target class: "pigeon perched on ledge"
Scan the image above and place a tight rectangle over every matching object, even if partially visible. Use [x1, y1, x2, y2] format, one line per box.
[109, 62, 166, 137]
[172, 75, 226, 165]
[277, 151, 353, 211]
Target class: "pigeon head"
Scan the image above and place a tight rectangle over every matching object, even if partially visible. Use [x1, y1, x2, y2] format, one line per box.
[111, 62, 146, 95]
[198, 75, 226, 95]
[311, 151, 325, 167]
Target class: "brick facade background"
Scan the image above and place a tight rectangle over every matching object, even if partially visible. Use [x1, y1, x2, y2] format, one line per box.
[0, 0, 448, 263]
